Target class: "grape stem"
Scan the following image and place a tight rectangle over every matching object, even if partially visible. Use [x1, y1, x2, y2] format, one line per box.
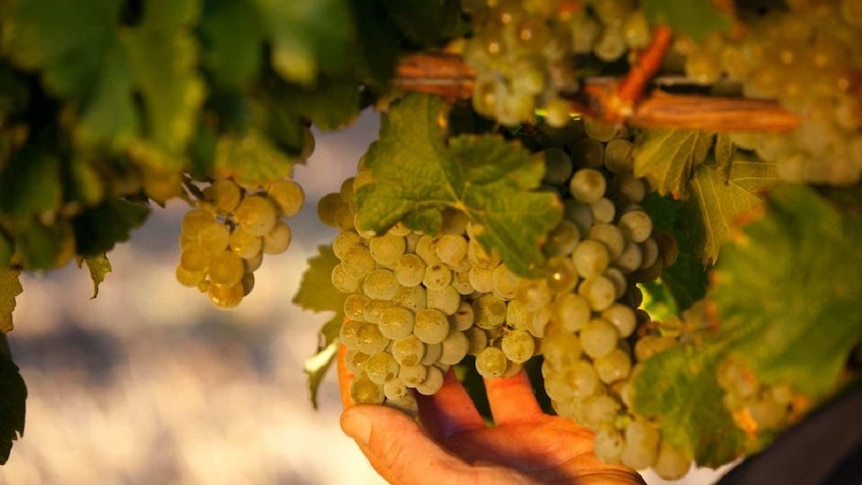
[393, 51, 800, 132]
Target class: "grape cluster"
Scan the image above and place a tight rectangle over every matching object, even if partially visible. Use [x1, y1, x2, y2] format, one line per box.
[176, 177, 304, 309]
[459, 0, 651, 127]
[681, 0, 862, 185]
[717, 357, 807, 434]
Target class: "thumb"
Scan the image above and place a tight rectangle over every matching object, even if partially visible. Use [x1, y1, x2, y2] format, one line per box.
[341, 405, 468, 485]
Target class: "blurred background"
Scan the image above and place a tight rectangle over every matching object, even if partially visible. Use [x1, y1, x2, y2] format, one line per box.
[0, 110, 729, 485]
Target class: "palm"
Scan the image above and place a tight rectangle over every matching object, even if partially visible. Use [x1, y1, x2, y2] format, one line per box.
[338, 345, 643, 485]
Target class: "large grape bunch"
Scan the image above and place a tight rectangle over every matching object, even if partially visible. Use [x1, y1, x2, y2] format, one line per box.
[681, 0, 862, 185]
[322, 117, 703, 478]
[460, 0, 652, 127]
[175, 177, 305, 309]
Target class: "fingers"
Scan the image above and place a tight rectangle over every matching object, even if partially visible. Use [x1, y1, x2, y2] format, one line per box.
[484, 370, 544, 425]
[341, 405, 471, 485]
[336, 343, 355, 410]
[417, 369, 486, 441]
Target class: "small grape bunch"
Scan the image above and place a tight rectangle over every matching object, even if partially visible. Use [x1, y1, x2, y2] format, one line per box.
[175, 177, 304, 309]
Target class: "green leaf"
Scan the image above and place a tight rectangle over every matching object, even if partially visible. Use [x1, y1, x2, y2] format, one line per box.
[643, 0, 732, 42]
[712, 185, 862, 401]
[294, 245, 347, 408]
[689, 151, 779, 264]
[632, 337, 751, 466]
[0, 333, 26, 465]
[212, 130, 297, 185]
[78, 254, 112, 299]
[0, 148, 63, 222]
[199, 0, 264, 88]
[14, 220, 75, 270]
[633, 129, 714, 198]
[0, 269, 22, 333]
[356, 94, 562, 277]
[257, 0, 353, 86]
[72, 197, 150, 256]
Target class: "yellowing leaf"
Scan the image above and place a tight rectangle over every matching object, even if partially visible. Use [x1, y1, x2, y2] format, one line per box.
[78, 254, 112, 299]
[0, 269, 22, 333]
[213, 130, 297, 185]
[690, 152, 779, 263]
[633, 129, 714, 197]
[356, 94, 562, 277]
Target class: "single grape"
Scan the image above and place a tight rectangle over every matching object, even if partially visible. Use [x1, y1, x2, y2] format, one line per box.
[208, 281, 244, 309]
[472, 294, 507, 329]
[501, 329, 536, 363]
[415, 365, 445, 395]
[365, 351, 400, 385]
[413, 308, 451, 345]
[370, 234, 407, 267]
[427, 285, 461, 315]
[235, 195, 278, 236]
[209, 251, 245, 287]
[351, 375, 385, 404]
[379, 306, 415, 340]
[391, 335, 426, 367]
[476, 347, 509, 379]
[439, 330, 469, 366]
[581, 318, 619, 358]
[229, 227, 263, 259]
[267, 179, 305, 217]
[262, 221, 291, 254]
[362, 268, 399, 300]
[569, 168, 607, 204]
[572, 239, 610, 278]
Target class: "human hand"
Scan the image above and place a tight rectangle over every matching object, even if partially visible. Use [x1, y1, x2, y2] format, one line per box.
[337, 345, 645, 485]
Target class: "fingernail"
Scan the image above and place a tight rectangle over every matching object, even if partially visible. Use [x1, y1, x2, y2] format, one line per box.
[341, 408, 372, 445]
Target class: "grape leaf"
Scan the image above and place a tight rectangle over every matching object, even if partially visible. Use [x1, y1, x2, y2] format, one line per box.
[643, 0, 732, 42]
[632, 336, 752, 466]
[212, 130, 297, 185]
[294, 245, 346, 408]
[14, 220, 75, 270]
[0, 147, 63, 222]
[0, 269, 22, 333]
[0, 333, 26, 465]
[78, 254, 111, 299]
[199, 0, 264, 88]
[72, 197, 150, 256]
[712, 185, 862, 401]
[355, 94, 563, 277]
[689, 151, 779, 264]
[380, 0, 467, 47]
[633, 129, 714, 198]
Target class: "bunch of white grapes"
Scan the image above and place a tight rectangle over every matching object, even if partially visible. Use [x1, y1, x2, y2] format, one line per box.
[681, 0, 862, 185]
[458, 0, 651, 127]
[176, 177, 304, 309]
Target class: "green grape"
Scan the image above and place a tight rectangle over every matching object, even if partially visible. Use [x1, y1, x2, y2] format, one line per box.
[468, 266, 495, 293]
[420, 342, 443, 365]
[594, 348, 632, 384]
[590, 224, 625, 260]
[615, 240, 643, 274]
[434, 234, 468, 268]
[362, 268, 399, 300]
[365, 351, 400, 385]
[357, 323, 390, 355]
[209, 251, 245, 287]
[350, 375, 385, 404]
[543, 220, 581, 256]
[581, 318, 619, 358]
[229, 227, 263, 259]
[416, 235, 442, 265]
[653, 442, 692, 480]
[451, 270, 474, 296]
[476, 347, 509, 379]
[343, 293, 369, 321]
[241, 267, 255, 295]
[594, 27, 628, 62]
[339, 319, 365, 349]
[197, 221, 231, 252]
[594, 428, 625, 464]
[491, 264, 525, 300]
[551, 293, 591, 333]
[175, 265, 205, 288]
[571, 138, 605, 169]
[413, 308, 450, 344]
[208, 281, 244, 310]
[439, 330, 469, 366]
[345, 349, 368, 374]
[392, 253, 426, 288]
[318, 192, 349, 228]
[584, 118, 620, 143]
[564, 200, 595, 233]
[267, 179, 304, 217]
[580, 394, 621, 429]
[621, 420, 660, 470]
[601, 304, 636, 338]
[572, 239, 610, 279]
[262, 221, 291, 255]
[611, 174, 646, 204]
[235, 195, 279, 237]
[569, 168, 606, 204]
[379, 306, 415, 340]
[570, 12, 601, 53]
[370, 234, 407, 267]
[331, 263, 361, 293]
[467, 239, 501, 269]
[416, 365, 445, 395]
[506, 299, 530, 330]
[465, 327, 489, 355]
[472, 294, 507, 329]
[399, 364, 428, 388]
[362, 299, 391, 324]
[639, 238, 659, 269]
[590, 198, 616, 224]
[244, 252, 263, 272]
[546, 256, 579, 293]
[182, 209, 216, 236]
[423, 263, 453, 290]
[540, 326, 582, 369]
[341, 244, 375, 278]
[579, 276, 617, 311]
[565, 360, 602, 399]
[392, 285, 427, 312]
[391, 335, 426, 367]
[207, 179, 242, 214]
[427, 286, 461, 315]
[501, 329, 535, 363]
[451, 301, 475, 331]
[518, 280, 552, 311]
[528, 307, 551, 338]
[383, 378, 409, 401]
[618, 210, 653, 243]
